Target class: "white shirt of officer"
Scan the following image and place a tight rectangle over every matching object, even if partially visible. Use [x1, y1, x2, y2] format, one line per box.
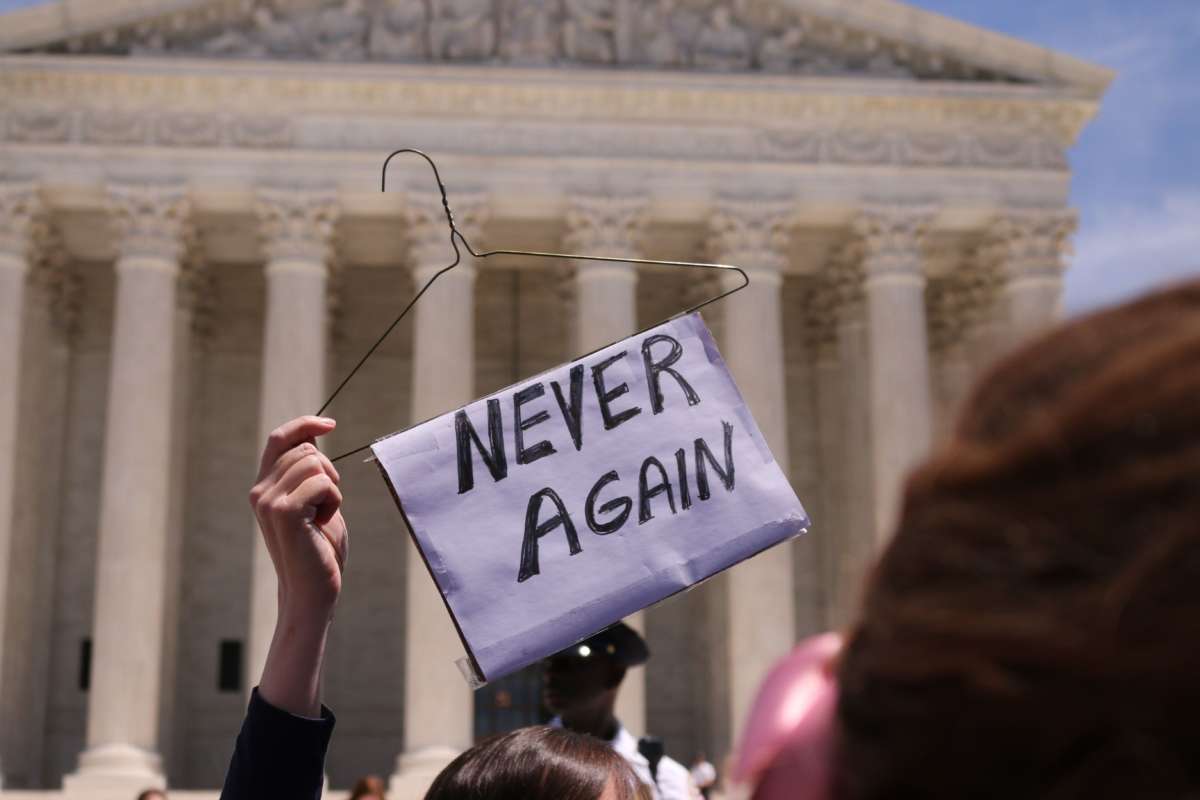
[550, 717, 699, 800]
[608, 723, 700, 800]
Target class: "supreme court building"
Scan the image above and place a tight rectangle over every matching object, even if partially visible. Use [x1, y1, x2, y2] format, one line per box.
[0, 0, 1110, 796]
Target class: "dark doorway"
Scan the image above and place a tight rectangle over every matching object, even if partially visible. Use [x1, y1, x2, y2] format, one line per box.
[473, 660, 551, 741]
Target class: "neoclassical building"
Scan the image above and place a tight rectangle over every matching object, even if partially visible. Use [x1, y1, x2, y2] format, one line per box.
[0, 0, 1110, 796]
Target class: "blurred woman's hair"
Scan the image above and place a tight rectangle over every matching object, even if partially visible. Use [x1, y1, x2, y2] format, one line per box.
[836, 279, 1200, 799]
[424, 725, 652, 800]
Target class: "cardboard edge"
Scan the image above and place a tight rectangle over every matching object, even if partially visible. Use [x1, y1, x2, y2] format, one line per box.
[371, 446, 489, 686]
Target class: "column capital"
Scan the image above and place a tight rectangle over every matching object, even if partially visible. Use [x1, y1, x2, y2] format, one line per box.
[0, 180, 43, 265]
[564, 193, 647, 257]
[28, 223, 83, 343]
[405, 188, 490, 273]
[707, 196, 793, 275]
[107, 181, 193, 265]
[926, 279, 971, 356]
[255, 187, 340, 266]
[179, 248, 219, 345]
[804, 274, 841, 363]
[853, 205, 935, 285]
[987, 207, 1077, 284]
[926, 246, 1005, 355]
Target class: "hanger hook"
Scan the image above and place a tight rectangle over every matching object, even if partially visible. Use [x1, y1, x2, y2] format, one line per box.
[381, 148, 457, 236]
[315, 150, 467, 419]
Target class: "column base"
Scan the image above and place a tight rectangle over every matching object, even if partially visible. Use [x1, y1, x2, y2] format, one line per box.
[62, 744, 164, 799]
[389, 746, 461, 800]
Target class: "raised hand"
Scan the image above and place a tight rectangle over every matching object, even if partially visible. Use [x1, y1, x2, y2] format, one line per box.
[250, 415, 348, 615]
[249, 415, 348, 716]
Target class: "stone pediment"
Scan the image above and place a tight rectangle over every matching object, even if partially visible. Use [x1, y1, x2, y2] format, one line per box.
[0, 0, 1112, 93]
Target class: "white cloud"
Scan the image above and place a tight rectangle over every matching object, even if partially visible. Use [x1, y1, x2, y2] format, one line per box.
[1037, 2, 1200, 312]
[1066, 190, 1200, 313]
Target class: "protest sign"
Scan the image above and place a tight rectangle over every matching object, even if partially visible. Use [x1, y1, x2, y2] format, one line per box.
[371, 311, 809, 683]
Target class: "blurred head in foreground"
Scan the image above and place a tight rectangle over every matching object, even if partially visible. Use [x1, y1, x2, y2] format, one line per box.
[737, 279, 1200, 799]
[425, 725, 652, 800]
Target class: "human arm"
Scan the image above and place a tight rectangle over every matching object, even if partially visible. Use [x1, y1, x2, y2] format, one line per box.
[220, 415, 349, 799]
[220, 688, 335, 800]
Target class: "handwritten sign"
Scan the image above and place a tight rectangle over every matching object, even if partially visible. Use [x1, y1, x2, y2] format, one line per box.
[372, 312, 809, 682]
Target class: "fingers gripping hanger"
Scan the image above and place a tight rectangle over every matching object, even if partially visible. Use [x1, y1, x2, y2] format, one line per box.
[318, 148, 750, 463]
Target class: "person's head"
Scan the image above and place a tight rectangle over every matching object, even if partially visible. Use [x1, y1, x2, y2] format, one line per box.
[136, 791, 166, 800]
[835, 279, 1200, 799]
[732, 633, 841, 799]
[424, 725, 652, 800]
[543, 623, 648, 718]
[349, 773, 386, 800]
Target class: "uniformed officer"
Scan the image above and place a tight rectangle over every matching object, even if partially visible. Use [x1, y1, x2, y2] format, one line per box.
[544, 623, 700, 800]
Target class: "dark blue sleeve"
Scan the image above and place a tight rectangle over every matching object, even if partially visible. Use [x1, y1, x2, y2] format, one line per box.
[220, 687, 336, 800]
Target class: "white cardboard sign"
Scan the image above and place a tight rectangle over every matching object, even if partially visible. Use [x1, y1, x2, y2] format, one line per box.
[372, 312, 809, 683]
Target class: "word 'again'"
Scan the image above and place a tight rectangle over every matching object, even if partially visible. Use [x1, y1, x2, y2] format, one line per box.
[517, 420, 735, 582]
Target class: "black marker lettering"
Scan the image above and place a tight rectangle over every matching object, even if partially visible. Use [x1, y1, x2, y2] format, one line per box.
[455, 399, 507, 494]
[550, 364, 585, 451]
[675, 447, 693, 510]
[695, 420, 735, 501]
[517, 488, 581, 583]
[513, 382, 556, 466]
[638, 456, 676, 524]
[585, 470, 632, 535]
[592, 351, 642, 431]
[642, 334, 701, 414]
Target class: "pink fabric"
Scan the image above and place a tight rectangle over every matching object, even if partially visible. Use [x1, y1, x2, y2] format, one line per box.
[731, 632, 842, 800]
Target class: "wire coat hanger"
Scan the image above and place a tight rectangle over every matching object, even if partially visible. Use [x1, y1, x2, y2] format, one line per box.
[318, 149, 750, 463]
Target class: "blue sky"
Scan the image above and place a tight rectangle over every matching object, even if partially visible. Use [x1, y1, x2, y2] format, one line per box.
[909, 0, 1200, 312]
[2, 0, 1196, 312]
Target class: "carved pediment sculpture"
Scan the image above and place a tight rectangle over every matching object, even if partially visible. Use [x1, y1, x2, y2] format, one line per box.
[369, 1, 427, 60]
[20, 0, 1054, 85]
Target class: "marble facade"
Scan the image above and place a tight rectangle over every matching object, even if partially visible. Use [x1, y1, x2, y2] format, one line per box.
[0, 1, 1110, 797]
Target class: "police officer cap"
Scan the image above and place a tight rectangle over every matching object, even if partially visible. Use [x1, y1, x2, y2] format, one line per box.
[562, 622, 649, 668]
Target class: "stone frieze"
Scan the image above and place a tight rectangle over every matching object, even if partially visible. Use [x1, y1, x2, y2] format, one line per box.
[30, 0, 1034, 85]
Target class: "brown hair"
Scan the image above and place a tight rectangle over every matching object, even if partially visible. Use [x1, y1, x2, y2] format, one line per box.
[425, 725, 652, 800]
[835, 279, 1200, 799]
[349, 774, 387, 799]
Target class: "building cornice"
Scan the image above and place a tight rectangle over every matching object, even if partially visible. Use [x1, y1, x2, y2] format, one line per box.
[0, 55, 1102, 148]
[780, 0, 1113, 95]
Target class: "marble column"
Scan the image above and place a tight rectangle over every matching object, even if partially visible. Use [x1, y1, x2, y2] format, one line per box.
[788, 284, 826, 638]
[927, 279, 967, 443]
[707, 198, 796, 744]
[0, 182, 38, 789]
[926, 257, 1003, 442]
[995, 209, 1077, 344]
[64, 183, 191, 795]
[966, 234, 1013, 370]
[564, 194, 647, 735]
[829, 245, 874, 626]
[854, 207, 935, 546]
[159, 251, 207, 781]
[7, 223, 76, 789]
[246, 190, 339, 700]
[805, 270, 849, 629]
[391, 190, 490, 798]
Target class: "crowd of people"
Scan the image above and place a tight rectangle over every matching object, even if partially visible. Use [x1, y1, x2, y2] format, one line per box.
[215, 278, 1200, 799]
